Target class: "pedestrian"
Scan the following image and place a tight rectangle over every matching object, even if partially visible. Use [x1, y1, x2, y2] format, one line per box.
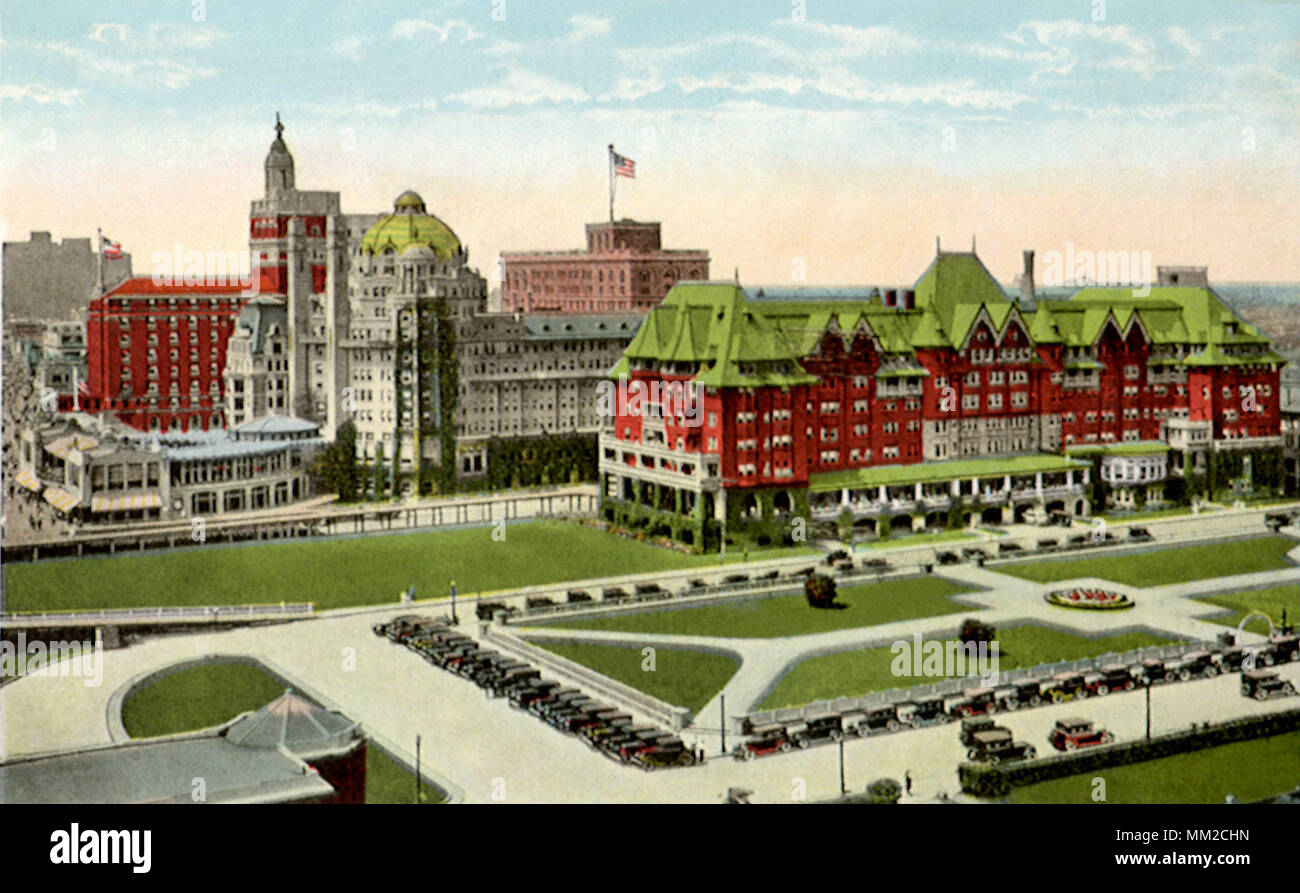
[904, 770, 913, 795]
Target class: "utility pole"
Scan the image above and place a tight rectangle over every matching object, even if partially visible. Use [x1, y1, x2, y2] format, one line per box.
[415, 734, 422, 804]
[720, 694, 726, 755]
[838, 736, 846, 796]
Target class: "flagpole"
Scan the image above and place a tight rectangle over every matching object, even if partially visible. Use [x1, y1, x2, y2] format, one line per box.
[96, 227, 104, 295]
[608, 144, 615, 222]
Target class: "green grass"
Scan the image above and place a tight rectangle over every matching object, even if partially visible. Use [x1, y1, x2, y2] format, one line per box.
[121, 660, 443, 803]
[1194, 585, 1300, 636]
[993, 536, 1296, 587]
[121, 662, 287, 738]
[857, 529, 975, 550]
[532, 576, 975, 639]
[2, 520, 818, 612]
[1004, 732, 1300, 804]
[531, 641, 738, 713]
[1097, 506, 1205, 523]
[759, 625, 1177, 709]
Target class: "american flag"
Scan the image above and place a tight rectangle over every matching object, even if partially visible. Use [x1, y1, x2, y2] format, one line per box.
[612, 151, 636, 178]
[102, 235, 122, 259]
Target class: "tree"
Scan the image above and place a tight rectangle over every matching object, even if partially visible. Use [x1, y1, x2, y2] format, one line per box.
[805, 573, 838, 609]
[947, 493, 965, 531]
[310, 421, 361, 502]
[864, 778, 902, 804]
[959, 617, 996, 646]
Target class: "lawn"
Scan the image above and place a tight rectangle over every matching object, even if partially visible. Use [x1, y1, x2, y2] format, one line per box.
[857, 530, 975, 550]
[120, 660, 444, 803]
[759, 625, 1177, 709]
[532, 575, 976, 639]
[1194, 585, 1300, 636]
[530, 641, 738, 713]
[3, 520, 818, 613]
[1003, 732, 1300, 804]
[1097, 506, 1206, 523]
[992, 536, 1296, 587]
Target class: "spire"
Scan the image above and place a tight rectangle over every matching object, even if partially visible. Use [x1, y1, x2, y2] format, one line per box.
[264, 113, 295, 195]
[274, 111, 284, 141]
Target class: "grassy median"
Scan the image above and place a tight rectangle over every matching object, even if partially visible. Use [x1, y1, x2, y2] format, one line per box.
[992, 536, 1296, 587]
[530, 641, 738, 714]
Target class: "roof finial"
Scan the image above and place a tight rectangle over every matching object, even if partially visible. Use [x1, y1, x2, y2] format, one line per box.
[274, 112, 284, 140]
[971, 233, 976, 253]
[734, 266, 739, 284]
[936, 235, 941, 255]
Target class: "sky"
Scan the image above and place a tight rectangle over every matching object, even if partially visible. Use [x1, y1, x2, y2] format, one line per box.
[2, 0, 1298, 288]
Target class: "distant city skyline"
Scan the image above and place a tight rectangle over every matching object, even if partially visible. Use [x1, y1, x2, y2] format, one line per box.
[3, 1, 1297, 286]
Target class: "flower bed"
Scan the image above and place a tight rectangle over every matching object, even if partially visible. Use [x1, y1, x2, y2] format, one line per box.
[1045, 587, 1134, 610]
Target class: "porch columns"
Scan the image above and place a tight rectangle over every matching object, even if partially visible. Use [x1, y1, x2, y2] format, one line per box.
[914, 481, 923, 501]
[1034, 471, 1043, 496]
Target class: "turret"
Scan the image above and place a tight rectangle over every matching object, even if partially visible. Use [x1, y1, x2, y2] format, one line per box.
[264, 112, 295, 196]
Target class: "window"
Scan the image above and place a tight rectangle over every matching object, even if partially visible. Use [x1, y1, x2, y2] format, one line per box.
[962, 394, 979, 410]
[987, 393, 1003, 409]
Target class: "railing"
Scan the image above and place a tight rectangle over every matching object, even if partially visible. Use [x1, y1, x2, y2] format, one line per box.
[0, 602, 315, 628]
[745, 639, 1226, 727]
[482, 625, 693, 731]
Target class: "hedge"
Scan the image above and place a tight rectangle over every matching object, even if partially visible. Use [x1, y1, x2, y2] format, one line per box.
[960, 707, 1300, 798]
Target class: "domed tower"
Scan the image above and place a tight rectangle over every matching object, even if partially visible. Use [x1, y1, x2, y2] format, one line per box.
[264, 112, 295, 195]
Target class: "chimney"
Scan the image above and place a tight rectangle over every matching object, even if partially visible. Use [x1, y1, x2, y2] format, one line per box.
[1020, 250, 1035, 303]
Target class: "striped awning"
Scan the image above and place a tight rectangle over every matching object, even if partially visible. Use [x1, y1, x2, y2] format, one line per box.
[45, 433, 99, 460]
[43, 487, 80, 513]
[14, 469, 43, 493]
[90, 492, 162, 513]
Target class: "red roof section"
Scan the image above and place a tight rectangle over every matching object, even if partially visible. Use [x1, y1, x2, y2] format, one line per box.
[105, 277, 254, 296]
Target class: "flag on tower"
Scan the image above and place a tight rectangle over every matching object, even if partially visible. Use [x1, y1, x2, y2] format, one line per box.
[612, 151, 636, 178]
[101, 235, 122, 259]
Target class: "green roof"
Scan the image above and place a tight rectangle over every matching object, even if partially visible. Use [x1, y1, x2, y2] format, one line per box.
[808, 454, 1092, 493]
[1066, 441, 1169, 457]
[360, 191, 461, 260]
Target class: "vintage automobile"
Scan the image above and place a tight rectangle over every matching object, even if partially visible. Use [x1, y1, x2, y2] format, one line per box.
[566, 589, 592, 603]
[993, 680, 1043, 710]
[526, 687, 581, 713]
[1083, 664, 1137, 696]
[509, 680, 560, 708]
[453, 650, 501, 678]
[733, 724, 793, 760]
[966, 728, 1037, 764]
[634, 583, 663, 596]
[945, 687, 998, 718]
[580, 713, 634, 742]
[601, 587, 630, 601]
[937, 551, 962, 566]
[374, 614, 440, 640]
[960, 547, 988, 561]
[598, 725, 659, 755]
[825, 549, 850, 565]
[545, 701, 601, 728]
[1269, 634, 1300, 665]
[1240, 669, 1298, 700]
[898, 696, 950, 728]
[621, 730, 680, 762]
[788, 713, 844, 747]
[997, 542, 1023, 555]
[488, 667, 541, 696]
[1127, 526, 1153, 541]
[1165, 651, 1221, 681]
[1041, 672, 1088, 703]
[632, 741, 695, 771]
[1136, 658, 1175, 684]
[475, 601, 509, 621]
[959, 716, 1005, 747]
[1049, 718, 1115, 751]
[473, 659, 529, 687]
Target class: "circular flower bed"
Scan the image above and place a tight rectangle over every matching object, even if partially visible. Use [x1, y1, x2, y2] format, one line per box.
[1045, 587, 1135, 610]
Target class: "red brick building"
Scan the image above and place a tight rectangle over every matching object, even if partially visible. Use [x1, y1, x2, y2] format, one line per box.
[600, 250, 1284, 551]
[500, 220, 709, 313]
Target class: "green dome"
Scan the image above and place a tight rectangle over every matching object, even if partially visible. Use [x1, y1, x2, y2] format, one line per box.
[361, 191, 462, 260]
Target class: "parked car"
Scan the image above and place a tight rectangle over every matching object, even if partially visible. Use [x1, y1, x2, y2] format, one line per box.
[852, 705, 904, 735]
[967, 728, 1037, 764]
[1049, 718, 1115, 752]
[566, 589, 592, 603]
[621, 730, 680, 762]
[509, 680, 560, 708]
[475, 601, 509, 621]
[937, 551, 962, 565]
[863, 558, 889, 569]
[723, 573, 749, 584]
[1136, 658, 1175, 684]
[1240, 669, 1298, 700]
[1128, 526, 1152, 541]
[1166, 651, 1221, 681]
[959, 716, 1005, 747]
[529, 687, 583, 714]
[1269, 634, 1300, 664]
[997, 542, 1023, 554]
[960, 547, 987, 561]
[825, 549, 850, 565]
[525, 596, 555, 609]
[1217, 645, 1259, 672]
[1041, 672, 1088, 703]
[1036, 539, 1058, 552]
[601, 587, 629, 601]
[788, 712, 844, 747]
[993, 680, 1043, 710]
[634, 583, 663, 596]
[945, 687, 999, 718]
[898, 696, 949, 728]
[1083, 664, 1137, 695]
[630, 739, 694, 771]
[733, 724, 792, 760]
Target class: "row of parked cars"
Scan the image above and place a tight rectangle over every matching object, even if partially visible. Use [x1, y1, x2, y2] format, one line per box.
[735, 633, 1300, 760]
[371, 614, 698, 771]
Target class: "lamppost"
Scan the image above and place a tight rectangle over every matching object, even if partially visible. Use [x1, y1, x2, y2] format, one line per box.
[838, 736, 846, 796]
[719, 694, 726, 756]
[450, 580, 458, 624]
[415, 734, 422, 804]
[1144, 677, 1152, 740]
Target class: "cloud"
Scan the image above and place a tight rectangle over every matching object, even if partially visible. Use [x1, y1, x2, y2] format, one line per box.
[88, 23, 128, 44]
[445, 66, 590, 109]
[775, 20, 924, 58]
[1004, 20, 1168, 78]
[0, 83, 82, 105]
[39, 41, 217, 89]
[390, 18, 483, 43]
[568, 14, 611, 43]
[332, 35, 375, 61]
[1167, 27, 1203, 57]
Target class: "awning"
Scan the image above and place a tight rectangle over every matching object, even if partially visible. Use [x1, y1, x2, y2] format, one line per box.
[90, 492, 162, 513]
[45, 433, 99, 460]
[14, 469, 43, 493]
[43, 487, 80, 513]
